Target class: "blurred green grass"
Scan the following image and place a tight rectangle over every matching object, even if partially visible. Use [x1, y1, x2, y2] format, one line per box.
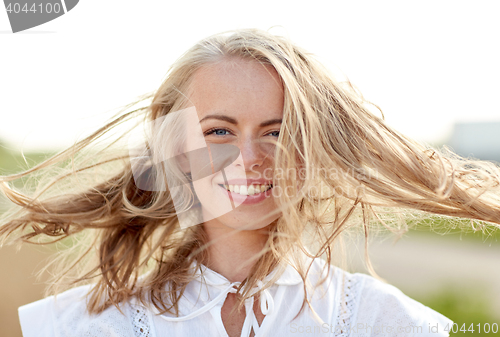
[0, 142, 55, 176]
[405, 219, 499, 333]
[408, 218, 500, 246]
[412, 285, 498, 336]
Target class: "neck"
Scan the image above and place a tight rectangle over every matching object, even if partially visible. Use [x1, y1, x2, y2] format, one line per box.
[201, 221, 270, 283]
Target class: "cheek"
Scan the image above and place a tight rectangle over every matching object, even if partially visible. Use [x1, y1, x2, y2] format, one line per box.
[192, 176, 235, 220]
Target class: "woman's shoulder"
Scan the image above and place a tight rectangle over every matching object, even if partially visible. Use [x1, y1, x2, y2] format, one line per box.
[333, 268, 453, 336]
[303, 259, 453, 336]
[18, 284, 155, 337]
[355, 273, 451, 320]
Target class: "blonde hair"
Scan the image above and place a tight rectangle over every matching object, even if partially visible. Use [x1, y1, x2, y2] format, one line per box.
[1, 28, 500, 317]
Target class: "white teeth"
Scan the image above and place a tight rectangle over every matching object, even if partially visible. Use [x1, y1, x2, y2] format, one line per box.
[222, 184, 272, 195]
[239, 185, 248, 195]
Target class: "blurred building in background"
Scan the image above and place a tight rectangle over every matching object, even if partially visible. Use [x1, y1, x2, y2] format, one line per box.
[446, 121, 500, 162]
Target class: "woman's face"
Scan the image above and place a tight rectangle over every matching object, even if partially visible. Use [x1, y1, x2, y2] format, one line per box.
[185, 57, 284, 230]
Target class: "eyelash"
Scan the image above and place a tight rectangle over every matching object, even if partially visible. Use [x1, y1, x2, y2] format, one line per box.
[204, 128, 280, 137]
[204, 128, 232, 136]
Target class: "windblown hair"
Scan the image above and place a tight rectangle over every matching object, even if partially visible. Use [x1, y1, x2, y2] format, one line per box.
[1, 28, 500, 317]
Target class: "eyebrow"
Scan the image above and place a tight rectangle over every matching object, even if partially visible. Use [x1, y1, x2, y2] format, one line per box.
[199, 114, 282, 128]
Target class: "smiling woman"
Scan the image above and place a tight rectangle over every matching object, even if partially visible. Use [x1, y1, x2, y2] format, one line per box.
[1, 28, 500, 337]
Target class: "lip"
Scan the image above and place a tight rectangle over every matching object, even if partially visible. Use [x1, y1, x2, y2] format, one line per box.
[217, 183, 273, 205]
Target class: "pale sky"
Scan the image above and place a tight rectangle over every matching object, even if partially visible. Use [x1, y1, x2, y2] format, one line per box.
[1, 0, 499, 152]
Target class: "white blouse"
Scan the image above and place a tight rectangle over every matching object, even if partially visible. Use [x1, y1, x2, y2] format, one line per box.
[18, 258, 453, 337]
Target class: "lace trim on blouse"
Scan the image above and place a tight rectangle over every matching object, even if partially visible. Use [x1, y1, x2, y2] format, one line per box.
[129, 302, 155, 337]
[333, 271, 360, 337]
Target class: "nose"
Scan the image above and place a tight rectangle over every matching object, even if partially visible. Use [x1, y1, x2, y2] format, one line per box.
[237, 137, 267, 171]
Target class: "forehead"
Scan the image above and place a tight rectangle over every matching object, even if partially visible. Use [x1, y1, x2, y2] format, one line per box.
[187, 57, 284, 122]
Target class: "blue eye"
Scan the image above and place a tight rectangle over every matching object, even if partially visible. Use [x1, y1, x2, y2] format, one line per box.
[268, 131, 280, 137]
[205, 128, 231, 136]
[215, 129, 230, 136]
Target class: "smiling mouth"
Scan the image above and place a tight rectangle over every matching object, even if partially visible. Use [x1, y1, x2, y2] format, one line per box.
[218, 184, 273, 196]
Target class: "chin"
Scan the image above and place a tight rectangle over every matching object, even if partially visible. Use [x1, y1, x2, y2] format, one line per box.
[203, 208, 280, 231]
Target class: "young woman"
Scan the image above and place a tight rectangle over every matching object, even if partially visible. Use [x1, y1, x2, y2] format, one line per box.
[2, 28, 500, 337]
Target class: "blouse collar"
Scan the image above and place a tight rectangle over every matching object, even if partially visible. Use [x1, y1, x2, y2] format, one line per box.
[156, 259, 303, 327]
[193, 260, 303, 288]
